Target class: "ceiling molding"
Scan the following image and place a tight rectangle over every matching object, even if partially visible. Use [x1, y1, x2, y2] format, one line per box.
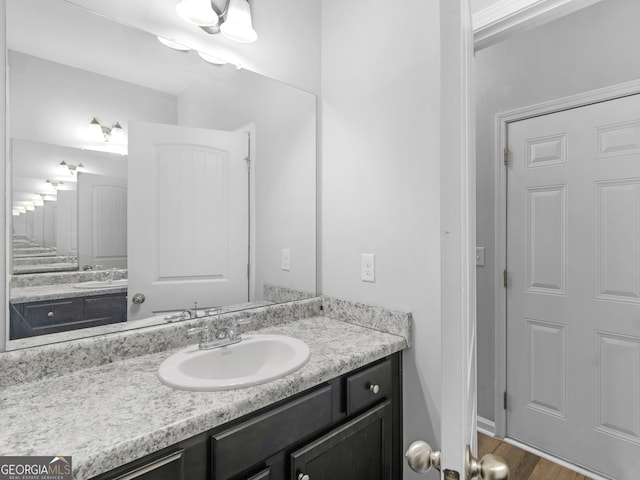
[473, 0, 605, 51]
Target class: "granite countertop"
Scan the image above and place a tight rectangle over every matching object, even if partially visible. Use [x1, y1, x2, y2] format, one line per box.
[10, 283, 128, 303]
[0, 315, 408, 480]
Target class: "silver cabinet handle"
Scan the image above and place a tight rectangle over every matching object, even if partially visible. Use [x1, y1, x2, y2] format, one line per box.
[369, 384, 380, 394]
[406, 440, 441, 474]
[132, 293, 145, 304]
[467, 446, 509, 480]
[47, 311, 54, 318]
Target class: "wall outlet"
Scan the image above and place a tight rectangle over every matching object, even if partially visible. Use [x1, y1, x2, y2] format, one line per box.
[361, 253, 375, 282]
[282, 248, 291, 271]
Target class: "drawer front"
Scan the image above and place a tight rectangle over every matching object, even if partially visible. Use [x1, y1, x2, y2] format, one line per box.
[83, 294, 127, 319]
[112, 451, 184, 480]
[23, 300, 77, 327]
[212, 384, 334, 479]
[345, 358, 392, 415]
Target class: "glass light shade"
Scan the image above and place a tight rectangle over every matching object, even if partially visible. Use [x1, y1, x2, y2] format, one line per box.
[198, 51, 228, 65]
[26, 204, 35, 211]
[15, 206, 26, 213]
[88, 118, 106, 142]
[221, 0, 257, 43]
[12, 211, 20, 216]
[176, 0, 219, 27]
[157, 36, 191, 51]
[110, 122, 126, 144]
[33, 198, 44, 207]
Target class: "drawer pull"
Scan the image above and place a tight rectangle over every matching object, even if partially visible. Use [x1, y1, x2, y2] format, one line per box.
[298, 474, 310, 480]
[47, 311, 54, 318]
[369, 384, 380, 394]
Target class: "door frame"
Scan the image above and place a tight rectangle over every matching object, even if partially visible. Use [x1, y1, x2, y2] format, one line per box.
[493, 78, 640, 438]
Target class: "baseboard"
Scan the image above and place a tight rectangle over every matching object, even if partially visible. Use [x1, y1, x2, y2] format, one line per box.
[477, 416, 495, 436]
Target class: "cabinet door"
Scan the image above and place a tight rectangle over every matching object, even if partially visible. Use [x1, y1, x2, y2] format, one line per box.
[290, 401, 392, 480]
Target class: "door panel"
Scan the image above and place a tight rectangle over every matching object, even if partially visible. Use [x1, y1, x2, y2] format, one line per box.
[77, 172, 127, 270]
[128, 121, 249, 320]
[507, 93, 640, 479]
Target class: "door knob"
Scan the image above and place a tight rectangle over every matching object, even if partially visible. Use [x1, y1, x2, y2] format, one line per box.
[466, 446, 509, 480]
[406, 440, 441, 473]
[298, 474, 310, 480]
[132, 293, 145, 304]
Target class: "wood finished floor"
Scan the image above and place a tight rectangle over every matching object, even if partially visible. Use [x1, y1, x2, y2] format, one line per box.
[478, 433, 594, 480]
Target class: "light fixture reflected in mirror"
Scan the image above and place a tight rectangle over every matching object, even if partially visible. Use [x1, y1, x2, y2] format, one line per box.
[198, 51, 228, 65]
[58, 161, 84, 176]
[176, 0, 257, 44]
[157, 36, 191, 51]
[88, 117, 125, 143]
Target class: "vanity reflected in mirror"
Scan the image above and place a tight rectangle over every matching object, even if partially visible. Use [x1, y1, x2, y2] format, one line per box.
[5, 0, 316, 349]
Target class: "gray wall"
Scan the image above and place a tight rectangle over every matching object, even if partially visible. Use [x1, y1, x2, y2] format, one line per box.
[475, 0, 640, 421]
[321, 1, 442, 478]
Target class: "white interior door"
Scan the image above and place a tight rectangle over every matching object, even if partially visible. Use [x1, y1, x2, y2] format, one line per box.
[77, 172, 127, 270]
[56, 189, 78, 256]
[128, 121, 249, 320]
[507, 93, 640, 479]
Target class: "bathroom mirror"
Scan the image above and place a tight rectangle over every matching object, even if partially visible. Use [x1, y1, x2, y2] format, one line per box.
[5, 0, 316, 349]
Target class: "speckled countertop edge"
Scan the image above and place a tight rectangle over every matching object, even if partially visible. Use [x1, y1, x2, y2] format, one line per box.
[0, 317, 409, 480]
[10, 283, 128, 302]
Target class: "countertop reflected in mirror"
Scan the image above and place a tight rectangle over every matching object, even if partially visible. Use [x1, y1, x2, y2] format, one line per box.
[4, 0, 317, 351]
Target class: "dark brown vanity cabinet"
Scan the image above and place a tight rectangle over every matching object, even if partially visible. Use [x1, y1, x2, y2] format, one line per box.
[9, 292, 127, 339]
[94, 353, 402, 480]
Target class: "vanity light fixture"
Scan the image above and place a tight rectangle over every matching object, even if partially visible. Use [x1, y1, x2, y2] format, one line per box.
[58, 161, 84, 176]
[46, 179, 64, 190]
[176, 0, 257, 44]
[176, 0, 219, 27]
[220, 0, 257, 43]
[89, 118, 126, 144]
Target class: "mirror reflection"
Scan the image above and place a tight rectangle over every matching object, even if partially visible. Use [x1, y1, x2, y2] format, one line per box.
[6, 0, 316, 348]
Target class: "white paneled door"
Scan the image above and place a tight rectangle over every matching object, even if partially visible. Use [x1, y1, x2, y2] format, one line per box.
[507, 94, 640, 479]
[77, 172, 128, 270]
[128, 121, 249, 320]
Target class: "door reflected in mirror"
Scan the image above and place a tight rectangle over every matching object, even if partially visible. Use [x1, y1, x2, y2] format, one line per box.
[6, 0, 317, 349]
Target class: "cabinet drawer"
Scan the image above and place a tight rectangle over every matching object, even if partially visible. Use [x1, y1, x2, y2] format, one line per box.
[212, 385, 334, 479]
[23, 300, 77, 327]
[83, 294, 126, 318]
[345, 359, 392, 415]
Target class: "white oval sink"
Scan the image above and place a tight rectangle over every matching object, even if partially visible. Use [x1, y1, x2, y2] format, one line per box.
[73, 279, 128, 289]
[158, 334, 310, 391]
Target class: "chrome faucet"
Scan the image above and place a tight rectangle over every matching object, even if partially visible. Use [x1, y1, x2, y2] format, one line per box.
[187, 312, 252, 350]
[188, 324, 241, 350]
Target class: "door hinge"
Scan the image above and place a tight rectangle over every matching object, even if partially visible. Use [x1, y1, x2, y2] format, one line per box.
[503, 270, 508, 288]
[503, 147, 509, 166]
[503, 391, 508, 410]
[247, 263, 250, 278]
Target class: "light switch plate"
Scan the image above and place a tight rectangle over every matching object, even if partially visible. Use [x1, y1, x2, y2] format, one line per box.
[361, 254, 375, 282]
[282, 249, 291, 271]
